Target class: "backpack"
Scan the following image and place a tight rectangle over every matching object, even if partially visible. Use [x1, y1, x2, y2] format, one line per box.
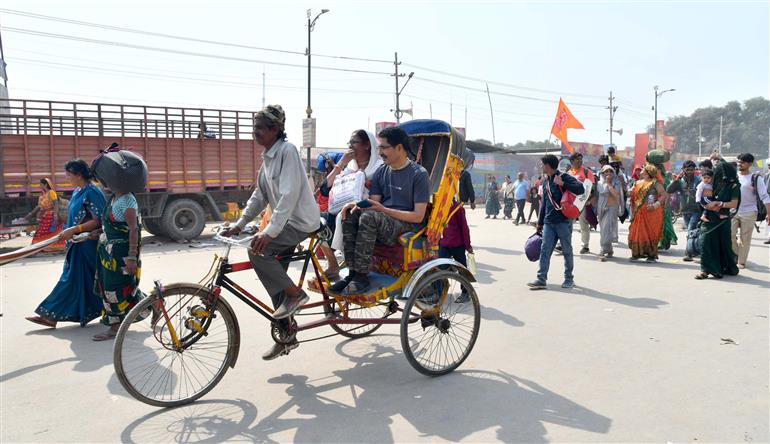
[751, 173, 768, 222]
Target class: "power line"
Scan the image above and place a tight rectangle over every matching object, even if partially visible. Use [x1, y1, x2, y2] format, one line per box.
[2, 27, 393, 76]
[0, 8, 392, 64]
[402, 62, 606, 99]
[8, 57, 392, 95]
[412, 77, 606, 108]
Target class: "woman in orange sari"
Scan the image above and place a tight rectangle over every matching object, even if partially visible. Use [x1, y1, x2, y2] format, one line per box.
[24, 178, 66, 251]
[628, 164, 667, 262]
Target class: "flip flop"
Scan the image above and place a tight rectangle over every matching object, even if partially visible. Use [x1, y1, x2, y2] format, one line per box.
[25, 316, 57, 328]
[694, 272, 709, 280]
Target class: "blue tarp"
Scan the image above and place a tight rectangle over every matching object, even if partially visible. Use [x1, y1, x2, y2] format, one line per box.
[317, 152, 345, 171]
[399, 119, 452, 136]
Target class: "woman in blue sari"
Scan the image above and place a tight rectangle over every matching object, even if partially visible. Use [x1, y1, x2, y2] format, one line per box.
[25, 159, 107, 328]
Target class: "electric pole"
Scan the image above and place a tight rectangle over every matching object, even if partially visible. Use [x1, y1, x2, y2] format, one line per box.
[485, 83, 496, 145]
[608, 91, 618, 146]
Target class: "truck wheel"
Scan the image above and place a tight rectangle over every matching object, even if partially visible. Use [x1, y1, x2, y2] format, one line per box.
[142, 218, 166, 237]
[161, 199, 205, 241]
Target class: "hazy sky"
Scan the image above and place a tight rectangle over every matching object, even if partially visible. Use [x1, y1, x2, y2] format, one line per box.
[1, 0, 767, 149]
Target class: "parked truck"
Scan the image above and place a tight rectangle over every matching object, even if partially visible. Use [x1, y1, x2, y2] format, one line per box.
[1, 99, 262, 240]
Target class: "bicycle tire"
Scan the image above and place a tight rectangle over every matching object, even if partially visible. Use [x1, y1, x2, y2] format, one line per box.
[114, 284, 238, 408]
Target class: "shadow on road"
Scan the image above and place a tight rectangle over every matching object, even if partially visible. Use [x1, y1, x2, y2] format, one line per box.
[474, 261, 504, 284]
[557, 286, 669, 309]
[22, 325, 113, 373]
[119, 335, 611, 443]
[481, 305, 525, 327]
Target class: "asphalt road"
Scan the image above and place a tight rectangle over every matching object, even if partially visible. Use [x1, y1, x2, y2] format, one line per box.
[1, 210, 768, 443]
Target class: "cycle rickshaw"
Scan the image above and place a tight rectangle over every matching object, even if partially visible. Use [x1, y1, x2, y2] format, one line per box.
[113, 119, 481, 407]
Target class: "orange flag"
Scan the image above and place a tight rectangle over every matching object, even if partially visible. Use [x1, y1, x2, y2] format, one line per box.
[550, 98, 584, 153]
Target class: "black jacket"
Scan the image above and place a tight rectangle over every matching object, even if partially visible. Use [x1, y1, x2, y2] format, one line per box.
[459, 170, 475, 204]
[538, 171, 585, 226]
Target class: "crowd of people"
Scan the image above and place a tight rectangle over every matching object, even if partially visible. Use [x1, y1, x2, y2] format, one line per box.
[17, 103, 769, 359]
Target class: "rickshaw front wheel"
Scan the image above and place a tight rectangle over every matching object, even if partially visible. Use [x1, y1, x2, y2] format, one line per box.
[400, 270, 480, 376]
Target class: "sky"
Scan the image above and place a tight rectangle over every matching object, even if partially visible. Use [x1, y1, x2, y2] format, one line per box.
[1, 0, 768, 150]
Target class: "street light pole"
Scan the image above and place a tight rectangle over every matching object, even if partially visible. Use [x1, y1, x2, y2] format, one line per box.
[305, 8, 329, 177]
[652, 85, 675, 149]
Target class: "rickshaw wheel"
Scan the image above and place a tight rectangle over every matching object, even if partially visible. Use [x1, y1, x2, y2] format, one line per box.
[323, 293, 391, 339]
[400, 270, 480, 376]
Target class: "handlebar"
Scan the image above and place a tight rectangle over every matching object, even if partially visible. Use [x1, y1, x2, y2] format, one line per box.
[212, 227, 258, 247]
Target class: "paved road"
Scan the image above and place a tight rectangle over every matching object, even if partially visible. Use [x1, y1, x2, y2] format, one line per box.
[2, 210, 768, 442]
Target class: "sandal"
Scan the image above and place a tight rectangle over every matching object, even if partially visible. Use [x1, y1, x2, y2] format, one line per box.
[25, 316, 57, 328]
[694, 272, 709, 280]
[92, 328, 118, 341]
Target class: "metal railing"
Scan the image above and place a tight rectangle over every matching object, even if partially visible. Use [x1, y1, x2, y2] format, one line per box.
[0, 98, 258, 139]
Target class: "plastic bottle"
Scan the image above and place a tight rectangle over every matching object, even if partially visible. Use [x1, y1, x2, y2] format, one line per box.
[647, 195, 655, 208]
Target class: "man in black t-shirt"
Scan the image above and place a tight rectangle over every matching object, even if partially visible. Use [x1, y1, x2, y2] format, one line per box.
[331, 127, 430, 295]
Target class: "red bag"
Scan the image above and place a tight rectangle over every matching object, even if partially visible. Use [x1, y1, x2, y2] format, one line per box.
[545, 175, 580, 220]
[559, 191, 580, 219]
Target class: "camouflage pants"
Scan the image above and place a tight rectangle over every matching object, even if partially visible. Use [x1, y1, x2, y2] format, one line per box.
[342, 210, 422, 274]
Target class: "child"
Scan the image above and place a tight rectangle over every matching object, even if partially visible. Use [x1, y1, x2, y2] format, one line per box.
[439, 201, 473, 303]
[697, 169, 723, 222]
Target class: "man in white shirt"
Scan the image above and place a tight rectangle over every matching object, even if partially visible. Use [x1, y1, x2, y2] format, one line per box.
[732, 153, 770, 269]
[222, 104, 320, 360]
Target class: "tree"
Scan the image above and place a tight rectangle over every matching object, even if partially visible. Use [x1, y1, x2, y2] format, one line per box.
[664, 97, 769, 156]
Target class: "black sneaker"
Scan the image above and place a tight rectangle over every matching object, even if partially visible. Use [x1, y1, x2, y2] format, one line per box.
[329, 273, 355, 293]
[341, 274, 371, 295]
[580, 247, 589, 254]
[262, 339, 299, 360]
[683, 255, 694, 262]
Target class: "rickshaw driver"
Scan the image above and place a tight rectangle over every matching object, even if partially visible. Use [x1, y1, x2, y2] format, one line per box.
[331, 126, 430, 295]
[221, 104, 319, 360]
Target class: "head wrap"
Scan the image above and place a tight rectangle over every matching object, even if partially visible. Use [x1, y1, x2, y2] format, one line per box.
[255, 104, 286, 130]
[41, 178, 53, 189]
[600, 165, 614, 174]
[643, 163, 658, 179]
[347, 130, 383, 179]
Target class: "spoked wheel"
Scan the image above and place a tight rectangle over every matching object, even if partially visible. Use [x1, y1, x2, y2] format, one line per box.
[323, 293, 393, 339]
[114, 284, 239, 408]
[400, 270, 480, 376]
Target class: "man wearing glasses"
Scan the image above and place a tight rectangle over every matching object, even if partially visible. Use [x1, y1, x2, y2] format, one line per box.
[331, 126, 430, 295]
[733, 153, 770, 269]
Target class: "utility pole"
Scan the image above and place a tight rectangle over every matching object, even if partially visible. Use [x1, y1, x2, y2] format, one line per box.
[464, 105, 467, 131]
[718, 115, 723, 155]
[429, 103, 433, 119]
[485, 83, 496, 145]
[698, 123, 703, 159]
[261, 68, 265, 109]
[450, 102, 453, 125]
[608, 91, 618, 146]
[305, 8, 330, 178]
[652, 85, 675, 149]
[391, 52, 413, 123]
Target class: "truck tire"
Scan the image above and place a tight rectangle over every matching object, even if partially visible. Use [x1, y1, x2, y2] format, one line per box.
[142, 218, 166, 237]
[161, 198, 206, 241]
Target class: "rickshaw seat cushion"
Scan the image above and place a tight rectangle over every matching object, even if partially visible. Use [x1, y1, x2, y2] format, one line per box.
[397, 232, 425, 248]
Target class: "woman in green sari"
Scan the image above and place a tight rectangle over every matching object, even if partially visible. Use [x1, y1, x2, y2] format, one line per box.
[696, 161, 740, 279]
[91, 191, 142, 340]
